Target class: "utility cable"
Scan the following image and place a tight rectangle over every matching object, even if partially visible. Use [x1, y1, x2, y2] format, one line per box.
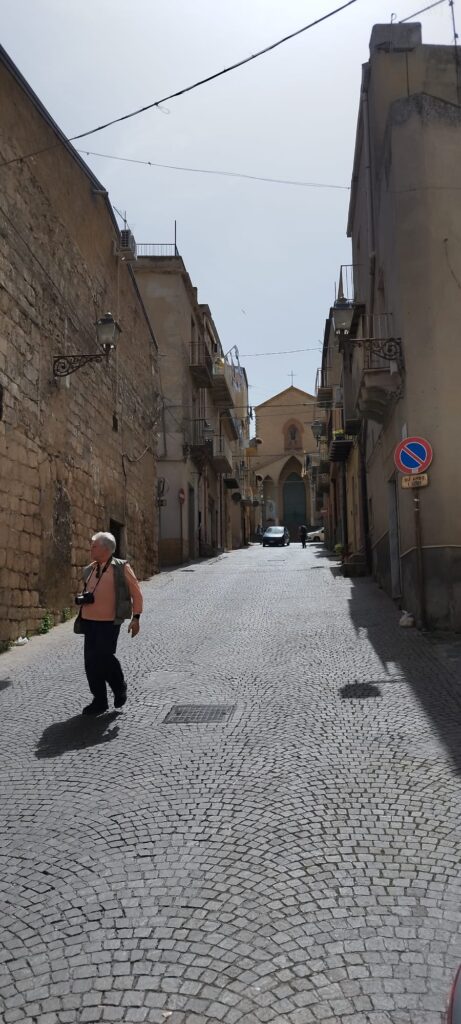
[77, 149, 350, 191]
[69, 1, 359, 142]
[399, 0, 446, 21]
[0, 1, 358, 169]
[240, 347, 321, 356]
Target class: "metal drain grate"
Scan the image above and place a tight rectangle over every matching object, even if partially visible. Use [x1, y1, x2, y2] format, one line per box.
[163, 703, 236, 724]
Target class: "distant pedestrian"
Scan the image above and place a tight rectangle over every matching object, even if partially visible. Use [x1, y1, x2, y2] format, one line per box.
[299, 524, 308, 549]
[255, 524, 263, 543]
[74, 532, 143, 715]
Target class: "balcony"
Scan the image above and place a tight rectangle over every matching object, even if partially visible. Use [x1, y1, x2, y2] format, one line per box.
[344, 414, 362, 435]
[224, 460, 240, 489]
[340, 315, 404, 425]
[185, 419, 213, 463]
[190, 339, 213, 388]
[223, 410, 242, 442]
[356, 368, 399, 423]
[212, 434, 233, 474]
[335, 264, 362, 305]
[355, 325, 403, 423]
[211, 359, 234, 409]
[315, 368, 333, 409]
[329, 431, 355, 463]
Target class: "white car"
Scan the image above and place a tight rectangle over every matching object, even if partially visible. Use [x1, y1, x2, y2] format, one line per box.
[307, 527, 324, 542]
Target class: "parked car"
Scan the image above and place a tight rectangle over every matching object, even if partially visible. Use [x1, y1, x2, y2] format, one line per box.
[447, 965, 461, 1022]
[307, 526, 325, 543]
[262, 526, 290, 547]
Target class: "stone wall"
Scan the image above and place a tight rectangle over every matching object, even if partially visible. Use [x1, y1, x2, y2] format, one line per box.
[0, 52, 158, 642]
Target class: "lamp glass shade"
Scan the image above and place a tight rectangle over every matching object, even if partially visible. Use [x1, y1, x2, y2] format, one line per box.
[311, 420, 324, 440]
[96, 313, 121, 350]
[332, 302, 354, 335]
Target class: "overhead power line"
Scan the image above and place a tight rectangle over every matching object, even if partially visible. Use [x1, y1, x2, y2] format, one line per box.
[400, 0, 446, 22]
[240, 347, 322, 356]
[77, 150, 350, 191]
[0, 0, 358, 171]
[69, 1, 359, 142]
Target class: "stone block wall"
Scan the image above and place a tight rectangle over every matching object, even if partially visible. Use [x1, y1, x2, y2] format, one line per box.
[0, 52, 158, 643]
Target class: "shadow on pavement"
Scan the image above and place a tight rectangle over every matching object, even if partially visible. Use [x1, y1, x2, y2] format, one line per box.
[35, 711, 120, 759]
[340, 682, 382, 699]
[0, 679, 12, 692]
[310, 544, 461, 772]
[347, 575, 461, 775]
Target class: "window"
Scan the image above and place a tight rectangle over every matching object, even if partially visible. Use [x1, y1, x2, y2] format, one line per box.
[284, 422, 302, 451]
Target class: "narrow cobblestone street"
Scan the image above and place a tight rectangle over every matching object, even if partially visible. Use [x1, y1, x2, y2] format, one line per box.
[1, 544, 461, 1024]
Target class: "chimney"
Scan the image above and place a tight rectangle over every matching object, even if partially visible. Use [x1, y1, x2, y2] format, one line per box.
[369, 22, 422, 55]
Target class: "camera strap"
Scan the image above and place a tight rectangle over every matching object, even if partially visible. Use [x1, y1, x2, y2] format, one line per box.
[87, 557, 113, 593]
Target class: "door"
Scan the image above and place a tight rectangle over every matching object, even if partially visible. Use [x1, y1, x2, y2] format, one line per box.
[282, 472, 306, 537]
[387, 477, 401, 599]
[188, 486, 195, 559]
[109, 519, 125, 557]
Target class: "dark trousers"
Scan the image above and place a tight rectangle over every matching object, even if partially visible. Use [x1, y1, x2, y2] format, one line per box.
[82, 620, 124, 705]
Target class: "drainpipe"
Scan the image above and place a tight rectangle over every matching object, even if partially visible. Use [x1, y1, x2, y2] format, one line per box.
[359, 68, 376, 573]
[362, 66, 376, 294]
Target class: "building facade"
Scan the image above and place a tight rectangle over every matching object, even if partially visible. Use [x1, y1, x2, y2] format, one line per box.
[133, 251, 253, 565]
[253, 387, 320, 537]
[0, 46, 159, 643]
[320, 22, 461, 627]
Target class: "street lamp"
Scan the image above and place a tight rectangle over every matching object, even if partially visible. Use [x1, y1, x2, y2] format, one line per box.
[53, 312, 121, 377]
[332, 298, 355, 337]
[332, 266, 356, 337]
[311, 420, 325, 442]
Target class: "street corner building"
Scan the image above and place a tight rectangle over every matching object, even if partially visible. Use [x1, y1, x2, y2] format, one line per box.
[0, 46, 159, 644]
[311, 21, 461, 630]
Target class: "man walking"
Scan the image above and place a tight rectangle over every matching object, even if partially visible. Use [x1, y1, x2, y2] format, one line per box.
[299, 524, 308, 549]
[75, 532, 143, 716]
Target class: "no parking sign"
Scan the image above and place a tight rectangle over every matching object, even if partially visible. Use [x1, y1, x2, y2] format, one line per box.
[394, 436, 433, 475]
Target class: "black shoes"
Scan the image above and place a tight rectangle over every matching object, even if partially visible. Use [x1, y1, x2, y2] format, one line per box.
[81, 688, 127, 715]
[113, 686, 127, 709]
[82, 700, 109, 716]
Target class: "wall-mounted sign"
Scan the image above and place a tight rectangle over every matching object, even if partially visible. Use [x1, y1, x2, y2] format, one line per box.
[394, 436, 433, 475]
[401, 474, 429, 489]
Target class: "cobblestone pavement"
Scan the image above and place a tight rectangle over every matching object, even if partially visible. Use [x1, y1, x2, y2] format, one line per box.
[1, 544, 461, 1024]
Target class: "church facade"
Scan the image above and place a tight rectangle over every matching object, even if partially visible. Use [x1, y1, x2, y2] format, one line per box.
[253, 387, 320, 537]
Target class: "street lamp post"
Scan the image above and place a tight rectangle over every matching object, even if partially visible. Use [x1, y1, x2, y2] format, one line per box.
[53, 312, 121, 378]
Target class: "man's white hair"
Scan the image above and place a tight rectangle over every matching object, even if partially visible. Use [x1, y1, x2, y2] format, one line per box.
[92, 531, 116, 554]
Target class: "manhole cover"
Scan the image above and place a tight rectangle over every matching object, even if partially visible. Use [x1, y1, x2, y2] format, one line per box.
[163, 704, 236, 724]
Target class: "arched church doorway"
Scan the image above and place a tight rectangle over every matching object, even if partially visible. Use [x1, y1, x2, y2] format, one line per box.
[282, 472, 306, 537]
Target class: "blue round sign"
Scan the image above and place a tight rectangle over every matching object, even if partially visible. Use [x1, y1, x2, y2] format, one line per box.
[394, 436, 433, 475]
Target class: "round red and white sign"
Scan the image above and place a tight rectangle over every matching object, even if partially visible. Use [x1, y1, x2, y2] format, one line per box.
[394, 436, 433, 475]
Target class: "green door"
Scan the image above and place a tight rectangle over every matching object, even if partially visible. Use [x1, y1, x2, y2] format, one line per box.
[283, 472, 306, 538]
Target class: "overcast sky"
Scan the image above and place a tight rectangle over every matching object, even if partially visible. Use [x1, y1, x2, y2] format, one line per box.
[2, 0, 453, 406]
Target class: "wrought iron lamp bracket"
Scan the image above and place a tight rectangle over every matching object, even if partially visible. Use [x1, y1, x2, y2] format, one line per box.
[53, 353, 105, 377]
[354, 336, 403, 367]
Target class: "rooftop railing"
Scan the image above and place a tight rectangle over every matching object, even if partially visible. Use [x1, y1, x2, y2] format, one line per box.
[136, 243, 179, 257]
